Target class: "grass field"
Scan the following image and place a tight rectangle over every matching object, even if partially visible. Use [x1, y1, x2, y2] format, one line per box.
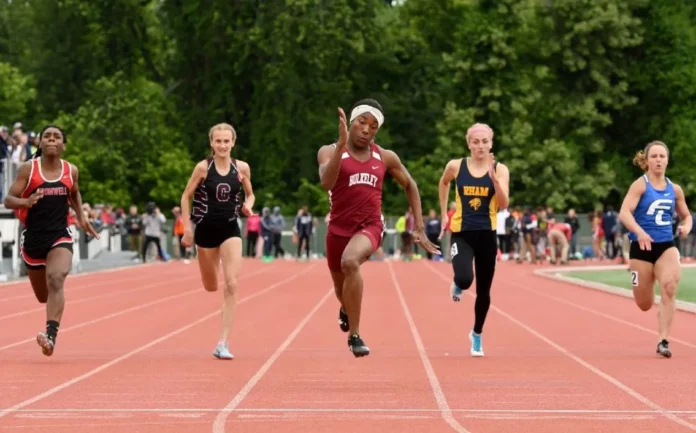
[564, 267, 696, 303]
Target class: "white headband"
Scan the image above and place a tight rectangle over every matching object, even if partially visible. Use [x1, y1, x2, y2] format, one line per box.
[350, 105, 384, 128]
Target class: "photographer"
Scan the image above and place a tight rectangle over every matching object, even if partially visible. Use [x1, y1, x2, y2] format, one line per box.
[141, 202, 167, 263]
[125, 205, 144, 262]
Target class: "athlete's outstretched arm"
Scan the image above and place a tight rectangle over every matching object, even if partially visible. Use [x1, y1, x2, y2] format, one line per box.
[619, 178, 652, 249]
[237, 160, 256, 215]
[318, 108, 349, 190]
[180, 161, 208, 226]
[382, 149, 440, 255]
[490, 158, 510, 210]
[318, 145, 343, 190]
[674, 184, 693, 237]
[2, 161, 40, 209]
[180, 161, 209, 246]
[69, 164, 100, 239]
[438, 159, 459, 236]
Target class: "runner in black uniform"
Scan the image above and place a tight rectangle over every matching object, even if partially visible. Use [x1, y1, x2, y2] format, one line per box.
[438, 123, 510, 357]
[180, 123, 255, 360]
[3, 125, 99, 356]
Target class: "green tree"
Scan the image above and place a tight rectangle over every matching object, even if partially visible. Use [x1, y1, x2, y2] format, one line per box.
[25, 0, 169, 122]
[619, 0, 696, 199]
[402, 0, 645, 212]
[0, 62, 36, 123]
[56, 73, 192, 209]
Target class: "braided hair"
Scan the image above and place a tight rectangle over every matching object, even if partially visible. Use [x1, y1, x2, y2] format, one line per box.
[33, 125, 67, 159]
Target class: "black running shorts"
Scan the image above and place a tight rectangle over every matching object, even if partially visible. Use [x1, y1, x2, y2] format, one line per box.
[194, 218, 242, 249]
[628, 239, 675, 264]
[20, 228, 74, 270]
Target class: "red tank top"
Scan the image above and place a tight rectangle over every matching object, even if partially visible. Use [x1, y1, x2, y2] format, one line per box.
[14, 158, 74, 231]
[327, 142, 386, 237]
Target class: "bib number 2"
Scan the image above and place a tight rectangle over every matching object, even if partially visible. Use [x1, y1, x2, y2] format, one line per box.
[630, 270, 638, 287]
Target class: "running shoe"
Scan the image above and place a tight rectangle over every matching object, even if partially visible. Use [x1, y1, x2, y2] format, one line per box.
[348, 333, 370, 358]
[656, 339, 671, 358]
[469, 330, 484, 357]
[36, 332, 54, 357]
[450, 282, 463, 302]
[213, 342, 234, 360]
[338, 307, 349, 333]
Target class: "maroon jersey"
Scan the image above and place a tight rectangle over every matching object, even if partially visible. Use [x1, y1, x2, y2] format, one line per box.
[327, 142, 386, 237]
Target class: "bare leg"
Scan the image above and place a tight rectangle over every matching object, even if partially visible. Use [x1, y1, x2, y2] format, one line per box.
[330, 271, 348, 332]
[654, 248, 681, 351]
[196, 247, 221, 292]
[36, 247, 72, 356]
[628, 259, 655, 312]
[340, 234, 374, 357]
[330, 271, 345, 306]
[217, 237, 242, 346]
[27, 268, 48, 304]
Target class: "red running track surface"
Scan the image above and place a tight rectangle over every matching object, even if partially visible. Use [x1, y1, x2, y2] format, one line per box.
[0, 258, 695, 432]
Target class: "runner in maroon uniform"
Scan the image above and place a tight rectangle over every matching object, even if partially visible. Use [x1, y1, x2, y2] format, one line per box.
[3, 125, 98, 356]
[318, 99, 439, 357]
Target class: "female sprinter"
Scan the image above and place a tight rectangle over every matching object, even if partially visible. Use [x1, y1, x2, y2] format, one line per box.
[317, 99, 440, 358]
[180, 123, 255, 360]
[3, 125, 99, 357]
[438, 123, 510, 357]
[618, 140, 691, 358]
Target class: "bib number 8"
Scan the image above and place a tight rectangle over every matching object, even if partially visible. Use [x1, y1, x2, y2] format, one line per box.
[450, 242, 458, 258]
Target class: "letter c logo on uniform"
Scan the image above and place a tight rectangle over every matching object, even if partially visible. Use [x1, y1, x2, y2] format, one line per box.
[217, 183, 231, 202]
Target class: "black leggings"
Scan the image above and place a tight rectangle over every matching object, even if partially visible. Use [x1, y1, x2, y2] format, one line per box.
[297, 234, 310, 258]
[142, 235, 165, 262]
[450, 230, 498, 334]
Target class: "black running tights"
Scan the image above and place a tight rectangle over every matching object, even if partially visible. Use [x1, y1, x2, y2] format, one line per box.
[450, 230, 498, 334]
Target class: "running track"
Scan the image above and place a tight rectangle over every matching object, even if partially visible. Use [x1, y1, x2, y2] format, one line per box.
[1, 258, 695, 432]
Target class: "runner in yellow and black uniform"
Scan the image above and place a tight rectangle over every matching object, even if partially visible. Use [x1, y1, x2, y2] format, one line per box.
[438, 123, 510, 357]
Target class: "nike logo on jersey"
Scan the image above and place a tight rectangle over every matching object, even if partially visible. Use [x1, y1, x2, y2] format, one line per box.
[372, 166, 379, 170]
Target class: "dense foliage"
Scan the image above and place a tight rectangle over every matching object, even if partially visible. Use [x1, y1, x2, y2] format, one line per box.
[2, 0, 694, 216]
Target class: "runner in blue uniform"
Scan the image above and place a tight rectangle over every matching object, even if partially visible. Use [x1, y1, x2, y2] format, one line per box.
[619, 141, 692, 358]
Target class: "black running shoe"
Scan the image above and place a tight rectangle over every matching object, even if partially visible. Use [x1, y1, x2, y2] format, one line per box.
[338, 308, 349, 333]
[657, 339, 671, 358]
[36, 332, 55, 357]
[348, 333, 370, 358]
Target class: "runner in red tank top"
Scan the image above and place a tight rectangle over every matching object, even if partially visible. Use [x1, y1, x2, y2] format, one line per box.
[317, 99, 440, 357]
[3, 125, 98, 357]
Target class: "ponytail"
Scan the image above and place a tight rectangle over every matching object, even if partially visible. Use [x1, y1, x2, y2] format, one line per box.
[33, 147, 43, 159]
[632, 150, 647, 171]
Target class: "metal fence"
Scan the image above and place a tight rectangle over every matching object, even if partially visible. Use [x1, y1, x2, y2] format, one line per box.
[1, 158, 17, 203]
[131, 213, 602, 260]
[0, 156, 631, 259]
